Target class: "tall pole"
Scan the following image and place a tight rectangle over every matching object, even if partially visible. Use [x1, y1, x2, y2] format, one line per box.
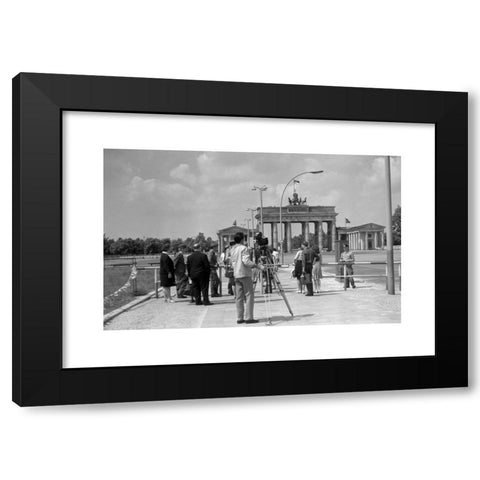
[247, 208, 256, 246]
[260, 191, 264, 234]
[245, 218, 251, 247]
[279, 170, 324, 265]
[252, 185, 267, 235]
[385, 156, 395, 295]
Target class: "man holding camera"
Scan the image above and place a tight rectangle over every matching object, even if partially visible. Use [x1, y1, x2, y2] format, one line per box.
[229, 232, 264, 324]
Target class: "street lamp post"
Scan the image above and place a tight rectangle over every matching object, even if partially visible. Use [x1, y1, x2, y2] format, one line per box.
[279, 170, 324, 265]
[384, 156, 395, 295]
[252, 185, 267, 235]
[246, 208, 256, 247]
[245, 218, 251, 247]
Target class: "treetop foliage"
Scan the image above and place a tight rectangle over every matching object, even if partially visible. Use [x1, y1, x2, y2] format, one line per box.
[104, 233, 217, 256]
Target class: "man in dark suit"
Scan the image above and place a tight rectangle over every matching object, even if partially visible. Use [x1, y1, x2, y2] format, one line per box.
[186, 243, 213, 306]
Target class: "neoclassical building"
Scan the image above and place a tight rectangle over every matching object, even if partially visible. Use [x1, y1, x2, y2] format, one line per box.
[217, 225, 251, 253]
[337, 223, 385, 250]
[218, 205, 385, 253]
[259, 204, 338, 252]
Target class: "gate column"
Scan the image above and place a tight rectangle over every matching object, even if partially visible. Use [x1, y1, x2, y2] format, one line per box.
[286, 222, 292, 252]
[272, 222, 278, 248]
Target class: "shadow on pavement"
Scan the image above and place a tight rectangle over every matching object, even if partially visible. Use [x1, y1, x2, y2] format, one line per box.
[262, 313, 315, 326]
[314, 291, 343, 296]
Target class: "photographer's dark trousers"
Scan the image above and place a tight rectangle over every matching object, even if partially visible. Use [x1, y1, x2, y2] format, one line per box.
[191, 274, 210, 305]
[304, 263, 314, 296]
[235, 277, 254, 321]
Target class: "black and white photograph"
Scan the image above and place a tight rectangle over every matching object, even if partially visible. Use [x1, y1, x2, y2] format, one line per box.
[103, 149, 401, 330]
[5, 2, 474, 479]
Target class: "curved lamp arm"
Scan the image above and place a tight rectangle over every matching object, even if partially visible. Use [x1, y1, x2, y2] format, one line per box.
[279, 170, 324, 262]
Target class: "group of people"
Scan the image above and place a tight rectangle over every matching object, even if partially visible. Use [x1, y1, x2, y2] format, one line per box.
[158, 234, 264, 324]
[292, 242, 356, 293]
[292, 242, 323, 296]
[158, 242, 218, 306]
[158, 236, 357, 324]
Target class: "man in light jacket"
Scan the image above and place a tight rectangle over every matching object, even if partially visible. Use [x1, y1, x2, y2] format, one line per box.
[229, 232, 264, 324]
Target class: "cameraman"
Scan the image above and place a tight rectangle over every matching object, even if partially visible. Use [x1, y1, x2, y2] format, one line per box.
[230, 232, 264, 324]
[254, 232, 274, 293]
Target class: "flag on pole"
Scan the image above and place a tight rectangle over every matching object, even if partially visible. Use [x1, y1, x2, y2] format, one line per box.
[233, 220, 237, 226]
[345, 218, 351, 224]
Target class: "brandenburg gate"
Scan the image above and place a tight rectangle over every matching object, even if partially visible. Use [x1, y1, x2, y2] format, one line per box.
[257, 193, 338, 252]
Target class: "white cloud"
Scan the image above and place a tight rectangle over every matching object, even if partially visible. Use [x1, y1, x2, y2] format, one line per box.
[170, 163, 197, 185]
[196, 152, 255, 184]
[126, 176, 194, 205]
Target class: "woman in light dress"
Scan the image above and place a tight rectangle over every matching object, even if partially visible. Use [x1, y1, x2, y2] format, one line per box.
[312, 247, 323, 293]
[293, 248, 304, 293]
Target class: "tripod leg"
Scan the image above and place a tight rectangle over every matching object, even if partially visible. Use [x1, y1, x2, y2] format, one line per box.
[272, 270, 294, 317]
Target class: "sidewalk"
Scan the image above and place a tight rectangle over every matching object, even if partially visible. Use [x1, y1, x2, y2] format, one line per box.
[104, 267, 400, 330]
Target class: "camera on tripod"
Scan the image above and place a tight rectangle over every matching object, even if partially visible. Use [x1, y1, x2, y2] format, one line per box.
[254, 231, 269, 247]
[254, 232, 270, 257]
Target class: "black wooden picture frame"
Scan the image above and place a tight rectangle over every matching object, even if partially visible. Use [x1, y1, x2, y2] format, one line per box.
[12, 73, 468, 406]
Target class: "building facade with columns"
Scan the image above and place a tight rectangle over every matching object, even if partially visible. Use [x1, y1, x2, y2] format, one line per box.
[258, 205, 338, 252]
[217, 225, 251, 253]
[337, 223, 385, 250]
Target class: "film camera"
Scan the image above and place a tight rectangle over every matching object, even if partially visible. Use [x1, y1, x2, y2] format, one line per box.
[254, 231, 269, 247]
[253, 232, 271, 257]
[253, 232, 273, 292]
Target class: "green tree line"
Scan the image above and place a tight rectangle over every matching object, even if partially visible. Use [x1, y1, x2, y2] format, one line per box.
[392, 205, 401, 245]
[104, 233, 217, 256]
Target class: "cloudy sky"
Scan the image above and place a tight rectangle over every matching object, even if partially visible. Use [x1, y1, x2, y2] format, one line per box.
[104, 149, 401, 240]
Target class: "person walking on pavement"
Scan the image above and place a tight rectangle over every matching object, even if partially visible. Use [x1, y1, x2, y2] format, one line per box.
[159, 242, 175, 303]
[222, 242, 236, 296]
[186, 243, 213, 306]
[312, 246, 323, 293]
[293, 248, 304, 293]
[173, 244, 188, 298]
[340, 244, 356, 289]
[207, 246, 220, 297]
[302, 241, 316, 296]
[229, 232, 264, 324]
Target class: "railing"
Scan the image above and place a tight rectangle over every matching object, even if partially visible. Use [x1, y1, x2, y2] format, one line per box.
[134, 265, 162, 298]
[105, 260, 401, 300]
[323, 261, 401, 291]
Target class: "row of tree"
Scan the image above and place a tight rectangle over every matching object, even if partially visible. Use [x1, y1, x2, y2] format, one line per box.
[104, 206, 401, 255]
[104, 232, 216, 256]
[392, 205, 401, 245]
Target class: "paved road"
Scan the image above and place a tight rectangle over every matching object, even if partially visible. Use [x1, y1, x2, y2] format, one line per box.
[104, 266, 400, 330]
